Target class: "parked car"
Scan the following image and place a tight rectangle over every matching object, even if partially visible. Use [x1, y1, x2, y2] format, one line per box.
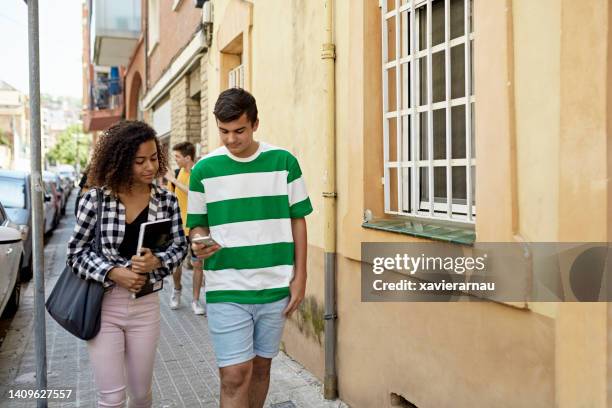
[52, 168, 72, 210]
[56, 164, 77, 189]
[43, 171, 62, 228]
[44, 171, 67, 215]
[58, 175, 73, 195]
[0, 225, 23, 318]
[0, 170, 55, 280]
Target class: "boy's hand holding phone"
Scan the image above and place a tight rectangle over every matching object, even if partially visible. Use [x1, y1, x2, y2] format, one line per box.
[191, 235, 221, 260]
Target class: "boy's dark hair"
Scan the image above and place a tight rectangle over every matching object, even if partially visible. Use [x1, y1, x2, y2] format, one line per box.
[172, 141, 196, 161]
[213, 88, 258, 125]
[87, 120, 167, 192]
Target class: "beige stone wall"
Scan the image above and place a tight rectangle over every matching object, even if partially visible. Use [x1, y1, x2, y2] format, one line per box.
[199, 58, 210, 156]
[170, 74, 201, 156]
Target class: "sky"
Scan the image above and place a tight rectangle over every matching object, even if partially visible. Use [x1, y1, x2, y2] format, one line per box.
[0, 0, 83, 99]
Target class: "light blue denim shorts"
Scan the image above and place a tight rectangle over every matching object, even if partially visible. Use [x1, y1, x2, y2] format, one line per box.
[206, 296, 290, 368]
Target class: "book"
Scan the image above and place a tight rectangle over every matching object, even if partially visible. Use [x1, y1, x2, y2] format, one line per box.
[136, 218, 172, 254]
[133, 279, 163, 299]
[132, 218, 172, 299]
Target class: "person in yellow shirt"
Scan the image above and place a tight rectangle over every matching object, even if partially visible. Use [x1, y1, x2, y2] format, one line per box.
[166, 142, 205, 315]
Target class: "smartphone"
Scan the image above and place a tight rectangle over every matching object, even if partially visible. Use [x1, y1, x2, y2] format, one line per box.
[192, 235, 219, 247]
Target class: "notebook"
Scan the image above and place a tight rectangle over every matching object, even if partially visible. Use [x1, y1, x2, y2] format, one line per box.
[136, 218, 172, 254]
[132, 218, 172, 299]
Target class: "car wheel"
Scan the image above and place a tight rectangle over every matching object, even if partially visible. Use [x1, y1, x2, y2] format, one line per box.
[2, 262, 21, 318]
[20, 254, 33, 282]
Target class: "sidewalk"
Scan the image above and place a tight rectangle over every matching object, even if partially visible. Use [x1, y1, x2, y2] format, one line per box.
[0, 195, 347, 408]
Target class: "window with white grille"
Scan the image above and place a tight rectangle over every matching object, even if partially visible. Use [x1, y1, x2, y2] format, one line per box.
[382, 0, 475, 223]
[228, 64, 245, 89]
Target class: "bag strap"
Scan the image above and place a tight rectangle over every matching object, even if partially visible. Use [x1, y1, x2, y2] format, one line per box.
[94, 188, 103, 255]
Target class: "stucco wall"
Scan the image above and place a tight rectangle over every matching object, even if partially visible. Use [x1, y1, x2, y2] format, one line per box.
[200, 0, 612, 406]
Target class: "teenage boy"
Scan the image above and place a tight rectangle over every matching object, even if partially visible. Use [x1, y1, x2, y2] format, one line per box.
[187, 88, 312, 407]
[166, 141, 205, 315]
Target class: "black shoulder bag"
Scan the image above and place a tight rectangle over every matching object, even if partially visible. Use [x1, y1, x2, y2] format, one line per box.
[46, 188, 105, 340]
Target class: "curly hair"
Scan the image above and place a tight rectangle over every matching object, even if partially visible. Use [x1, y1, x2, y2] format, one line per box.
[87, 120, 167, 192]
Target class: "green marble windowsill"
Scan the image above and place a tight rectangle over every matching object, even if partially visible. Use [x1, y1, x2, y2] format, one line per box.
[362, 218, 476, 246]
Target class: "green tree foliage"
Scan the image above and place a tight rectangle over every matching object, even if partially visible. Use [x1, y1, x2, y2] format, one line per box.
[0, 129, 10, 147]
[45, 124, 91, 168]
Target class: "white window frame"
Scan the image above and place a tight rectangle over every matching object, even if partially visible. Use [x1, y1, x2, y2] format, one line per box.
[382, 0, 475, 224]
[148, 0, 160, 55]
[228, 64, 245, 89]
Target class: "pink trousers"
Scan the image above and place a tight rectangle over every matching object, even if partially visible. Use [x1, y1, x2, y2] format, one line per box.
[87, 285, 160, 408]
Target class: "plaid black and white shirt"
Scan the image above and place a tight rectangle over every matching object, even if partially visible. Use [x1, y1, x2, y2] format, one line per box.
[67, 184, 187, 288]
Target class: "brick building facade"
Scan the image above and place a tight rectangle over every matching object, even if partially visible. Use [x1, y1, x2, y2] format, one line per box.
[122, 0, 209, 165]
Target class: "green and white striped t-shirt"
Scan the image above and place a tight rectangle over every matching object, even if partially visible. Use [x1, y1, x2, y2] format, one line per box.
[186, 142, 313, 304]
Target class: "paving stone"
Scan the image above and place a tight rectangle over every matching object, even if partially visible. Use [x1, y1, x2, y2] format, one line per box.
[0, 194, 348, 407]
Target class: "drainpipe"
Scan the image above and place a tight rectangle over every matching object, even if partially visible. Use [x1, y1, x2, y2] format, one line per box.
[144, 0, 149, 92]
[504, 0, 531, 306]
[321, 0, 338, 400]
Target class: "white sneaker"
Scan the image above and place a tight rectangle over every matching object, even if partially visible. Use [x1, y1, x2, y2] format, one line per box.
[192, 300, 206, 315]
[170, 289, 181, 310]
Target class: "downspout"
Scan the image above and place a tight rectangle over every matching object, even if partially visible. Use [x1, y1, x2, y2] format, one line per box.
[504, 0, 531, 306]
[321, 0, 338, 400]
[144, 0, 149, 92]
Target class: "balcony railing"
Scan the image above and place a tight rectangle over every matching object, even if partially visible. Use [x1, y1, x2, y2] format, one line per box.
[89, 77, 122, 111]
[84, 73, 123, 132]
[229, 64, 245, 89]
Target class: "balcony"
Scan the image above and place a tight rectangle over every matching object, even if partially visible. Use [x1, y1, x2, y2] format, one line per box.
[91, 0, 141, 67]
[83, 73, 123, 132]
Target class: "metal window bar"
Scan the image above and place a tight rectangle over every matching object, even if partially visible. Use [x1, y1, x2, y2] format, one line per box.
[382, 1, 391, 212]
[392, 35, 472, 65]
[401, 9, 411, 212]
[426, 0, 434, 217]
[386, 209, 474, 226]
[464, 0, 474, 221]
[410, 0, 418, 216]
[229, 64, 244, 89]
[444, 0, 452, 219]
[229, 69, 235, 88]
[381, 0, 474, 223]
[395, 3, 402, 213]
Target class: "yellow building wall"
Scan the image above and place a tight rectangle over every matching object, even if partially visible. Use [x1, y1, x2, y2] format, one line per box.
[513, 0, 560, 242]
[203, 0, 612, 407]
[512, 0, 611, 405]
[333, 1, 555, 406]
[205, 0, 328, 250]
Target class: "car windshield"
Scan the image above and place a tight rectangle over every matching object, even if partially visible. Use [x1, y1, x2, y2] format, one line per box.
[0, 177, 26, 209]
